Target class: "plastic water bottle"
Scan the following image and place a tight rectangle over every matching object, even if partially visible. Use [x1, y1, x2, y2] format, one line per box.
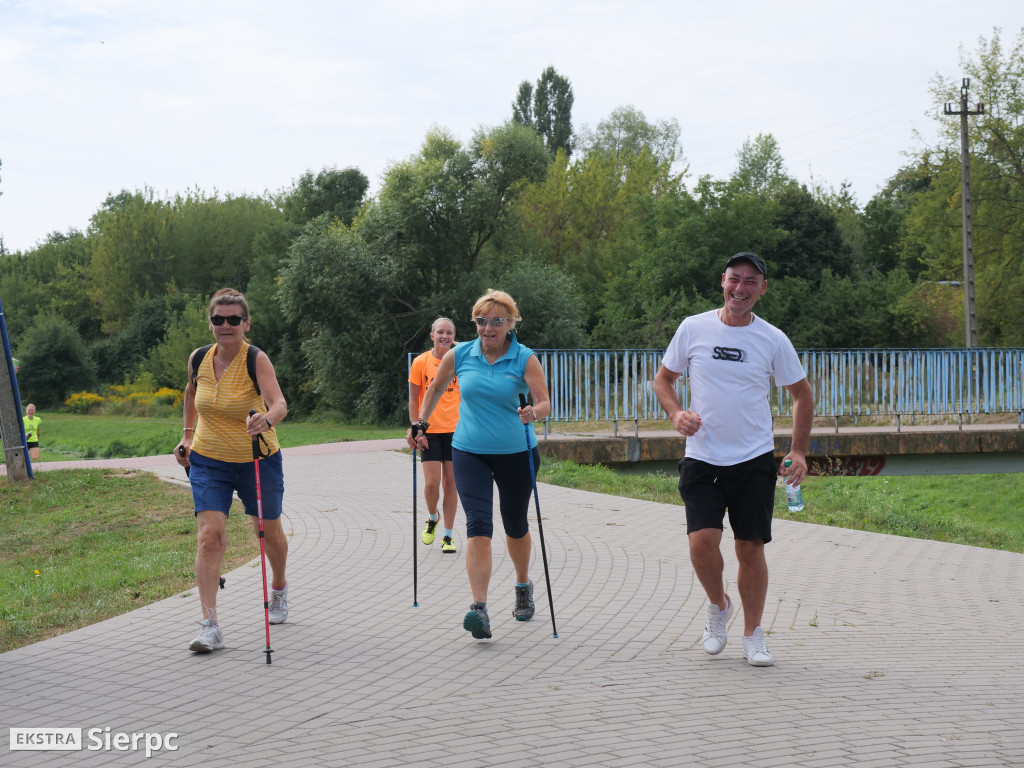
[783, 459, 804, 512]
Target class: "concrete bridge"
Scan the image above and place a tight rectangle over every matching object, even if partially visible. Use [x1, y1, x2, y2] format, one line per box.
[536, 422, 1024, 476]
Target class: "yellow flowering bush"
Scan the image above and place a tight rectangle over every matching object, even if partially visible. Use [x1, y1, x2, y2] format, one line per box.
[63, 392, 105, 414]
[62, 382, 184, 417]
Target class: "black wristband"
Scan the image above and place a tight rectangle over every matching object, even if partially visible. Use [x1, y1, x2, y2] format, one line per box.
[265, 417, 273, 429]
[410, 420, 429, 438]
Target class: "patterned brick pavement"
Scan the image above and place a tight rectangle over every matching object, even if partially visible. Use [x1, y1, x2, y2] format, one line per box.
[2, 442, 1023, 766]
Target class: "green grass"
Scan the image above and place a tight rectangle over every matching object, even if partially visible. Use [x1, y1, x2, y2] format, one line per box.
[0, 470, 255, 652]
[18, 412, 404, 462]
[537, 459, 1024, 554]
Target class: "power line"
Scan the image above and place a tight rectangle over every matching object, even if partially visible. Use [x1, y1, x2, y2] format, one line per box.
[687, 91, 934, 176]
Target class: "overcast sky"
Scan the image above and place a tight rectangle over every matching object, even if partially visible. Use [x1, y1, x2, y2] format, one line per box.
[0, 1, 1018, 253]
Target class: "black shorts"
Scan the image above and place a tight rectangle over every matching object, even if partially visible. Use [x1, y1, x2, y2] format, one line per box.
[678, 451, 777, 542]
[420, 432, 454, 463]
[26, 442, 39, 449]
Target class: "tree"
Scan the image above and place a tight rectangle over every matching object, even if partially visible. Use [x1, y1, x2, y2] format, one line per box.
[167, 190, 284, 296]
[761, 268, 922, 348]
[0, 229, 99, 344]
[281, 123, 554, 422]
[576, 105, 683, 168]
[88, 294, 192, 386]
[140, 296, 213, 388]
[512, 118, 683, 332]
[907, 26, 1024, 344]
[86, 189, 175, 332]
[862, 163, 934, 277]
[733, 133, 790, 196]
[760, 182, 854, 281]
[591, 177, 780, 347]
[16, 314, 96, 406]
[282, 166, 369, 226]
[512, 66, 574, 157]
[497, 260, 586, 349]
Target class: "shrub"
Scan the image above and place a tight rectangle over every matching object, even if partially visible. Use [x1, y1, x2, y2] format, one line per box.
[61, 383, 183, 418]
[63, 392, 105, 415]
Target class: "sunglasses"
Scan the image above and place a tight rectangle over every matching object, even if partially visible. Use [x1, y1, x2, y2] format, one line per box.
[210, 315, 247, 327]
[474, 316, 506, 328]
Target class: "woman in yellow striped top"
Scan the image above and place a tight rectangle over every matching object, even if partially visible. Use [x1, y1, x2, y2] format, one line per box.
[174, 288, 290, 654]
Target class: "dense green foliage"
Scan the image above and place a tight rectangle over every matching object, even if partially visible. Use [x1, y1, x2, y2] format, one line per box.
[3, 33, 1023, 419]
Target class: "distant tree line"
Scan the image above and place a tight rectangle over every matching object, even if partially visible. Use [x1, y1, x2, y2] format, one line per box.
[2, 30, 1023, 422]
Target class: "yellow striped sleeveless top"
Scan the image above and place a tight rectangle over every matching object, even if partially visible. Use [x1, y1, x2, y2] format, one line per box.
[191, 341, 279, 463]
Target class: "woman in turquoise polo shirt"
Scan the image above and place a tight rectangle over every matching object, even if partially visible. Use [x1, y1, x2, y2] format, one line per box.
[413, 289, 551, 640]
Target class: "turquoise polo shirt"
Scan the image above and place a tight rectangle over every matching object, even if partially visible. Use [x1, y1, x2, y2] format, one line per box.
[452, 335, 537, 455]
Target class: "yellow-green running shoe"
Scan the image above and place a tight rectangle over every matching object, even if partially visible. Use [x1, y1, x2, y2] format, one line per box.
[441, 536, 457, 553]
[421, 518, 438, 545]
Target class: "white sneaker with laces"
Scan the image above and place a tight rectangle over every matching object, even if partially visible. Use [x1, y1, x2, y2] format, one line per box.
[702, 596, 732, 655]
[188, 619, 225, 653]
[743, 626, 774, 666]
[268, 586, 289, 624]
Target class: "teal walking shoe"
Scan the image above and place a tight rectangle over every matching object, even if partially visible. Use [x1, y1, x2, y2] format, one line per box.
[463, 602, 491, 639]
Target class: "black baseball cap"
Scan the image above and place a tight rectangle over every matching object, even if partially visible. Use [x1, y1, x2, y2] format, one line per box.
[725, 252, 767, 277]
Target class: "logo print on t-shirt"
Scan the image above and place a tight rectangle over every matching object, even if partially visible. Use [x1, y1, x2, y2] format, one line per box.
[712, 346, 744, 362]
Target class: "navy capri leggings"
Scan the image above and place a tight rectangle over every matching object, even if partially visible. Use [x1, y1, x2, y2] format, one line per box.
[452, 447, 540, 539]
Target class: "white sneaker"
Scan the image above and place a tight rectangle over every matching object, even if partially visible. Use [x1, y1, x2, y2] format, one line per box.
[268, 586, 289, 624]
[188, 619, 225, 653]
[743, 626, 774, 666]
[702, 596, 732, 655]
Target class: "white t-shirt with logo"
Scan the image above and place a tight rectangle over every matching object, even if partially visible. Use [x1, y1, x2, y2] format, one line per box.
[662, 309, 807, 466]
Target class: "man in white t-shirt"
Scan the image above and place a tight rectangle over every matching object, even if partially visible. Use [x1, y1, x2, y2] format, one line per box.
[653, 252, 814, 666]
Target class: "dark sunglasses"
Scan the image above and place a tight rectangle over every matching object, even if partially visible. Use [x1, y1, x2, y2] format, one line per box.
[210, 315, 247, 327]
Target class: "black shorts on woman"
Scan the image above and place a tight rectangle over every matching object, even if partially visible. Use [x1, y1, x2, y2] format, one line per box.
[420, 432, 454, 462]
[678, 451, 776, 542]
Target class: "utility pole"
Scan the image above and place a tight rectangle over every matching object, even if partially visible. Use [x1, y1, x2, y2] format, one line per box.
[944, 78, 984, 348]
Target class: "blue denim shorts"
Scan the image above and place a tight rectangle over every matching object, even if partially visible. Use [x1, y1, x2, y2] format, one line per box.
[188, 450, 284, 520]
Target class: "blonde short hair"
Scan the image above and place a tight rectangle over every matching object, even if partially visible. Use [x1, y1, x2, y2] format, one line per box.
[471, 289, 521, 331]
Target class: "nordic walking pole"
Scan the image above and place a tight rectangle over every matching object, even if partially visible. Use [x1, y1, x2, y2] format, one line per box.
[519, 394, 558, 638]
[412, 444, 419, 607]
[249, 409, 274, 664]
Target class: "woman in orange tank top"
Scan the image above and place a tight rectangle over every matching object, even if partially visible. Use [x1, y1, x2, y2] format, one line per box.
[406, 317, 461, 553]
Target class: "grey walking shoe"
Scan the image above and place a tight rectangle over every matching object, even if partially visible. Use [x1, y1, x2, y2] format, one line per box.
[463, 602, 491, 639]
[513, 581, 535, 621]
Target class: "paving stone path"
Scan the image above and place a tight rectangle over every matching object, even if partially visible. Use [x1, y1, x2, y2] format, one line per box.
[3, 442, 1023, 766]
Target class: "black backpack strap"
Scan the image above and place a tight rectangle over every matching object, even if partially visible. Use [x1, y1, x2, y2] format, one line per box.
[247, 345, 261, 396]
[190, 344, 214, 389]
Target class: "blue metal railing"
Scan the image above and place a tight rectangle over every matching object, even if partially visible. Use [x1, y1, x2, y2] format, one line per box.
[531, 348, 1024, 434]
[410, 348, 1024, 434]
